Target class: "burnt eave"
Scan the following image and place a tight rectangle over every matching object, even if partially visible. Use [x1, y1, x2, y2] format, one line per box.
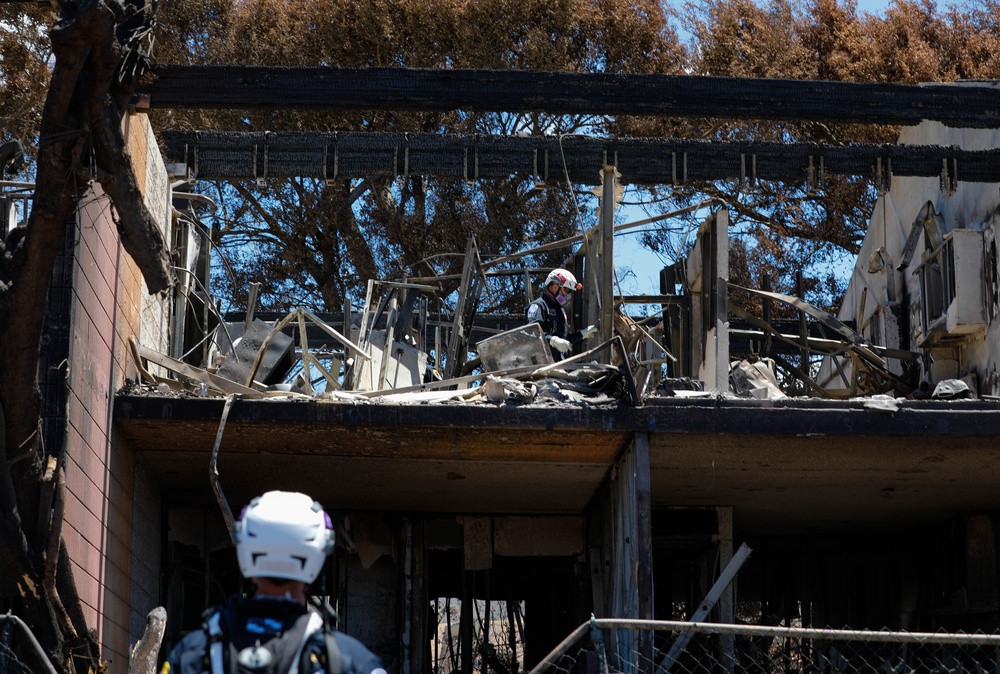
[114, 395, 1000, 534]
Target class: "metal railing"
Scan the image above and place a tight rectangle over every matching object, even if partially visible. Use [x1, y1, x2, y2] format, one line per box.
[0, 613, 59, 674]
[531, 619, 1000, 674]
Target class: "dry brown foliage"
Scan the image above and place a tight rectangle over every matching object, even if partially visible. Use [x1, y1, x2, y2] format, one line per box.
[9, 0, 1000, 315]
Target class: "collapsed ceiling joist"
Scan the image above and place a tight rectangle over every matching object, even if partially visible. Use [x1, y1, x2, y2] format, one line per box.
[159, 131, 1000, 184]
[143, 66, 1000, 128]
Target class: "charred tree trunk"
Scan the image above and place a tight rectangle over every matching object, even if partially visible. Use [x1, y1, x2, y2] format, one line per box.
[0, 0, 172, 672]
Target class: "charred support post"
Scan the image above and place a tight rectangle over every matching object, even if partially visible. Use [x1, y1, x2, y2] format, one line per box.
[659, 266, 684, 378]
[573, 252, 587, 345]
[659, 267, 673, 377]
[635, 432, 654, 674]
[711, 211, 730, 392]
[607, 433, 653, 671]
[796, 271, 808, 391]
[598, 166, 618, 360]
[691, 210, 729, 391]
[404, 518, 429, 674]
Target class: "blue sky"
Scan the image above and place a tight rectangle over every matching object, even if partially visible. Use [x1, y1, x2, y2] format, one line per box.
[854, 0, 903, 13]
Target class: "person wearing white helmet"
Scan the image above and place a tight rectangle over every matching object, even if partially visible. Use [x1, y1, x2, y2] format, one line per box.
[526, 268, 597, 361]
[162, 491, 385, 674]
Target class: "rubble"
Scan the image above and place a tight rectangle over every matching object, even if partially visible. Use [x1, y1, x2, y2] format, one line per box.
[729, 359, 785, 400]
[123, 195, 1000, 407]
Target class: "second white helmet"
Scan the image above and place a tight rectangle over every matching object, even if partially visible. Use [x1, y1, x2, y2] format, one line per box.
[234, 491, 334, 584]
[544, 268, 581, 292]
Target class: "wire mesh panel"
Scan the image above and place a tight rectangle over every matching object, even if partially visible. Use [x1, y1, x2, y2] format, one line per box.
[530, 620, 1000, 674]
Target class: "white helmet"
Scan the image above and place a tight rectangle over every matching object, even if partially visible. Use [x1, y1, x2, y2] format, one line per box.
[234, 491, 334, 584]
[543, 268, 581, 292]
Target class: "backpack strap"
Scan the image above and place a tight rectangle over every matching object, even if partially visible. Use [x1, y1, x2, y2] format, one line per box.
[206, 611, 227, 674]
[322, 633, 342, 674]
[284, 612, 324, 674]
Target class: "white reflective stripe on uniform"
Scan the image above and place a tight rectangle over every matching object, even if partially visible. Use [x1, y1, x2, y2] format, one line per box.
[287, 611, 324, 674]
[207, 613, 225, 674]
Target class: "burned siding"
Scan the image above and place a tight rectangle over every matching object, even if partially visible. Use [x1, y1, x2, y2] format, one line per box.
[64, 182, 132, 667]
[824, 101, 1000, 396]
[42, 112, 172, 674]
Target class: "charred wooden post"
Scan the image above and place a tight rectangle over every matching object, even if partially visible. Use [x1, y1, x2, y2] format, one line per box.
[689, 211, 729, 391]
[598, 166, 618, 361]
[797, 271, 809, 392]
[635, 432, 654, 674]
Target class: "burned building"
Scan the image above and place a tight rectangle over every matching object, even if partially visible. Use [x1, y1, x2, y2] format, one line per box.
[9, 74, 1000, 674]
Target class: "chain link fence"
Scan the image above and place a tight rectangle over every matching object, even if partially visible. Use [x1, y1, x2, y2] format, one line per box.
[530, 619, 1000, 674]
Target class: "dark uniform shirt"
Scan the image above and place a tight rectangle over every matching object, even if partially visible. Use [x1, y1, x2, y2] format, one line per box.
[526, 292, 583, 361]
[162, 596, 384, 674]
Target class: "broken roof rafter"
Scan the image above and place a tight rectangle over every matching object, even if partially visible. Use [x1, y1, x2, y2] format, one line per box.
[144, 66, 1000, 129]
[159, 131, 1000, 185]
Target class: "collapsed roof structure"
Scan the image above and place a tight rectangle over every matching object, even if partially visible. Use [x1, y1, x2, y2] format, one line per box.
[128, 69, 1000, 404]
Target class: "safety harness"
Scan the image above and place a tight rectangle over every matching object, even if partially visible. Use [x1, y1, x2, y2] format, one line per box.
[204, 606, 341, 674]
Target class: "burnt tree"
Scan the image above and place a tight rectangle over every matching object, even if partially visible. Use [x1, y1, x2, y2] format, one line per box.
[0, 0, 172, 672]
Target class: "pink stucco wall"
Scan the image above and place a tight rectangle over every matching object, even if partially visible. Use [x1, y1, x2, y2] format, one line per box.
[61, 113, 163, 674]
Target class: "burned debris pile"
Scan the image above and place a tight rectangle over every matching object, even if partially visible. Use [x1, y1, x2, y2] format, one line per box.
[122, 206, 956, 407]
[125, 302, 639, 408]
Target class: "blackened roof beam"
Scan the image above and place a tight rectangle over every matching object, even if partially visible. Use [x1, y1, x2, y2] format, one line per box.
[159, 131, 1000, 185]
[143, 66, 1000, 128]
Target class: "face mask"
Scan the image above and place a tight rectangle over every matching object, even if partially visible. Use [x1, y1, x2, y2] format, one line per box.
[555, 293, 568, 305]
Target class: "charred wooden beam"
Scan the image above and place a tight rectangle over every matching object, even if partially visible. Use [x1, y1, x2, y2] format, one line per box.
[114, 394, 1000, 438]
[159, 130, 1000, 185]
[143, 66, 1000, 128]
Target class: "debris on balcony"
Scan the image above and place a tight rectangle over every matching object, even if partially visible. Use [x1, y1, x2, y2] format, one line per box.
[729, 359, 785, 400]
[122, 186, 1000, 406]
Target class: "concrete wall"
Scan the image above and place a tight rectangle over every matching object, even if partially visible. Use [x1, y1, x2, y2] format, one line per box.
[59, 111, 170, 674]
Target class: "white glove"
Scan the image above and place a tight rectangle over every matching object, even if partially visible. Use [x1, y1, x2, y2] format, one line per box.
[581, 324, 597, 339]
[549, 336, 572, 353]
